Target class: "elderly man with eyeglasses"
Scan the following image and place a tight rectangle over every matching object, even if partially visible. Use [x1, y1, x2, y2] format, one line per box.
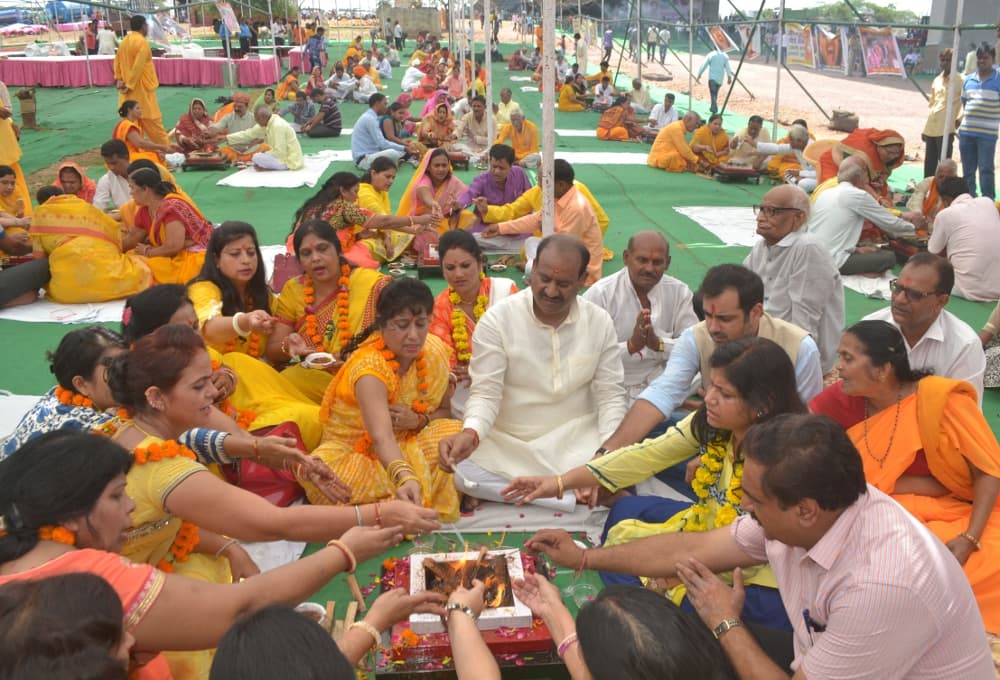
[808, 156, 923, 276]
[744, 185, 844, 375]
[862, 252, 985, 402]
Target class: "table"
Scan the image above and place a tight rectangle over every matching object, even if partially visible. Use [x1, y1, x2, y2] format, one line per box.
[0, 54, 279, 87]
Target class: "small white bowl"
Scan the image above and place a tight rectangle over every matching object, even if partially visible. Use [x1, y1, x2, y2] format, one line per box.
[302, 352, 336, 369]
[294, 602, 326, 626]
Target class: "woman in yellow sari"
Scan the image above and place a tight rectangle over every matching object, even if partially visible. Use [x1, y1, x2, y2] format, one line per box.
[31, 187, 152, 303]
[127, 167, 211, 284]
[275, 66, 302, 100]
[187, 221, 323, 449]
[503, 338, 805, 630]
[811, 320, 1000, 633]
[357, 156, 423, 262]
[113, 100, 174, 164]
[690, 114, 730, 170]
[266, 220, 391, 403]
[397, 148, 476, 241]
[304, 278, 462, 520]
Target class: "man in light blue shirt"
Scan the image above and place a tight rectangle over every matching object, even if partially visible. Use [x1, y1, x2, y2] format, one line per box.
[350, 93, 410, 170]
[600, 264, 823, 453]
[697, 48, 733, 114]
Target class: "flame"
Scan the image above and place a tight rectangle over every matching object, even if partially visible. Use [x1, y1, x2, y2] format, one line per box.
[486, 582, 507, 608]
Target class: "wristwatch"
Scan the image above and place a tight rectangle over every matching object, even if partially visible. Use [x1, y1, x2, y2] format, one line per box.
[656, 338, 665, 352]
[712, 618, 743, 639]
[445, 602, 478, 622]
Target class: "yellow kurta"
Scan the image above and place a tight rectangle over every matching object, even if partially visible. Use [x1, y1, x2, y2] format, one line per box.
[0, 85, 31, 217]
[304, 333, 461, 519]
[356, 182, 413, 262]
[119, 433, 231, 680]
[558, 83, 585, 112]
[189, 280, 323, 449]
[31, 194, 153, 302]
[274, 269, 390, 402]
[691, 124, 730, 167]
[114, 30, 167, 145]
[481, 180, 610, 235]
[647, 120, 697, 172]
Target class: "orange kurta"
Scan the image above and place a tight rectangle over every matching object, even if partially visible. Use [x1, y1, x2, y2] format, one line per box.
[817, 127, 903, 195]
[849, 377, 1000, 633]
[647, 120, 697, 172]
[114, 30, 168, 145]
[691, 124, 730, 167]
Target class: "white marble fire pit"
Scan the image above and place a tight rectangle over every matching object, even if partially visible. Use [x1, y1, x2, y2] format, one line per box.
[408, 548, 533, 634]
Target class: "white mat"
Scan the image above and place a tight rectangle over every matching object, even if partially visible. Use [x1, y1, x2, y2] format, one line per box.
[555, 128, 597, 137]
[519, 85, 540, 93]
[216, 150, 347, 189]
[0, 393, 42, 440]
[840, 271, 894, 299]
[509, 76, 534, 82]
[0, 298, 126, 324]
[673, 206, 760, 247]
[556, 151, 648, 166]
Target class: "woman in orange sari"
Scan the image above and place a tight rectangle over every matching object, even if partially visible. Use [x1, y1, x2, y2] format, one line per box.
[690, 114, 730, 170]
[126, 167, 212, 284]
[114, 100, 174, 164]
[52, 161, 97, 203]
[811, 320, 1000, 633]
[429, 230, 516, 417]
[817, 127, 904, 198]
[596, 97, 643, 141]
[418, 101, 456, 149]
[397, 148, 475, 241]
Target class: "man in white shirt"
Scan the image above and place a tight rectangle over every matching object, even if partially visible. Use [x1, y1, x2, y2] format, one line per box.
[864, 253, 985, 401]
[439, 234, 627, 511]
[584, 231, 697, 404]
[93, 139, 132, 211]
[728, 114, 771, 168]
[453, 96, 494, 162]
[628, 78, 654, 115]
[646, 93, 678, 132]
[808, 157, 920, 275]
[927, 175, 1000, 301]
[744, 185, 844, 374]
[493, 87, 521, 127]
[658, 26, 671, 64]
[96, 25, 118, 55]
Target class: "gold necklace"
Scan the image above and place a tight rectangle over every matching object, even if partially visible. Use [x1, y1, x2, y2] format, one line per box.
[862, 389, 901, 468]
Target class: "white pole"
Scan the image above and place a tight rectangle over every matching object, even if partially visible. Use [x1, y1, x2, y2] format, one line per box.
[484, 0, 494, 144]
[541, 0, 555, 235]
[772, 0, 784, 139]
[942, 0, 964, 159]
[635, 0, 641, 79]
[687, 0, 692, 112]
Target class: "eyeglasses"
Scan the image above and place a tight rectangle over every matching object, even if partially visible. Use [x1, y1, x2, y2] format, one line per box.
[752, 205, 803, 218]
[889, 279, 938, 301]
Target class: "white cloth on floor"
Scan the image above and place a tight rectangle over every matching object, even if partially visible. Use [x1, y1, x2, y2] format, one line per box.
[455, 459, 577, 512]
[217, 150, 348, 188]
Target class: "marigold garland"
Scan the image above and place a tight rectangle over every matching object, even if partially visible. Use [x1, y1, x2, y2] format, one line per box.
[210, 361, 256, 429]
[680, 433, 744, 532]
[130, 440, 201, 571]
[448, 274, 488, 363]
[55, 386, 94, 409]
[38, 525, 76, 545]
[304, 265, 352, 352]
[352, 334, 431, 460]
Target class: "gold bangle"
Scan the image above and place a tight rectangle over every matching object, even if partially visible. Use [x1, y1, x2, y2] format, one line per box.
[556, 475, 565, 500]
[252, 437, 260, 462]
[959, 531, 982, 551]
[395, 475, 421, 489]
[349, 620, 382, 649]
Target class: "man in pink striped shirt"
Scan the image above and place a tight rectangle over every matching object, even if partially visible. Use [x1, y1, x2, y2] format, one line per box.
[527, 414, 994, 679]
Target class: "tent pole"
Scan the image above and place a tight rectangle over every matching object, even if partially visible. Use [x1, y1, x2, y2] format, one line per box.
[540, 0, 554, 236]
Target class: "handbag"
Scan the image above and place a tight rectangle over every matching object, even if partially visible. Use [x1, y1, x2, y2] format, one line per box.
[220, 421, 306, 506]
[269, 252, 302, 294]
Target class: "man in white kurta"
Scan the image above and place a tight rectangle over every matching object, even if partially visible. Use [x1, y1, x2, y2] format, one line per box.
[439, 234, 627, 511]
[583, 231, 697, 404]
[224, 105, 304, 171]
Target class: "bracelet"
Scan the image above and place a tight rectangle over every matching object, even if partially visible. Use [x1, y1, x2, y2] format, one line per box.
[395, 475, 421, 489]
[232, 312, 249, 338]
[556, 632, 579, 659]
[958, 531, 982, 551]
[252, 437, 261, 462]
[349, 620, 382, 649]
[417, 413, 430, 430]
[445, 602, 478, 622]
[373, 502, 382, 525]
[386, 459, 415, 482]
[576, 548, 588, 576]
[462, 427, 480, 448]
[326, 538, 357, 573]
[280, 336, 292, 358]
[556, 475, 565, 500]
[354, 504, 363, 527]
[215, 538, 239, 558]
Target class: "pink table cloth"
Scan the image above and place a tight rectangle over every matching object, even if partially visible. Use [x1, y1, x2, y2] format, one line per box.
[237, 55, 279, 86]
[0, 55, 278, 88]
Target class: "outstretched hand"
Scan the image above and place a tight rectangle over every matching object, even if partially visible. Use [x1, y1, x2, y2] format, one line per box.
[523, 529, 584, 570]
[676, 558, 744, 631]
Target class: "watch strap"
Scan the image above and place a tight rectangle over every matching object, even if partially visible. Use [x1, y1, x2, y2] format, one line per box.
[712, 618, 743, 639]
[445, 602, 478, 622]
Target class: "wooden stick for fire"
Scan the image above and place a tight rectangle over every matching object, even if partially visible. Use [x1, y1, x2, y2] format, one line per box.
[464, 545, 490, 588]
[324, 601, 336, 635]
[345, 573, 368, 612]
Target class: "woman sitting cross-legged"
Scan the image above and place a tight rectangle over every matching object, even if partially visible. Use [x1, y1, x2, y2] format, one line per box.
[504, 337, 805, 630]
[290, 172, 436, 269]
[0, 431, 430, 680]
[357, 157, 423, 263]
[113, 100, 175, 165]
[690, 114, 730, 171]
[125, 167, 212, 285]
[267, 220, 392, 403]
[429, 230, 517, 417]
[174, 97, 218, 154]
[300, 278, 463, 520]
[397, 148, 476, 247]
[810, 319, 1000, 633]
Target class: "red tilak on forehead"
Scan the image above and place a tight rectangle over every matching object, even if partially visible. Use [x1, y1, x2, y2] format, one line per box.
[552, 267, 562, 276]
[708, 303, 718, 315]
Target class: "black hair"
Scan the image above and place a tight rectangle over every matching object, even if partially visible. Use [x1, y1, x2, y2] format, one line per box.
[100, 139, 129, 159]
[128, 167, 175, 198]
[690, 337, 805, 445]
[36, 185, 64, 204]
[387, 101, 406, 114]
[844, 320, 933, 383]
[121, 284, 194, 344]
[553, 158, 574, 184]
[210, 604, 354, 680]
[129, 14, 145, 31]
[0, 432, 133, 563]
[291, 219, 344, 261]
[126, 159, 158, 175]
[700, 265, 764, 318]
[577, 585, 736, 680]
[0, 573, 128, 680]
[359, 156, 398, 184]
[424, 148, 452, 180]
[534, 233, 589, 279]
[341, 278, 434, 358]
[117, 100, 139, 118]
[106, 324, 207, 412]
[46, 326, 126, 391]
[791, 118, 807, 128]
[471, 95, 487, 106]
[368, 93, 387, 108]
[904, 252, 954, 295]
[438, 229, 483, 264]
[748, 115, 764, 125]
[707, 113, 723, 124]
[193, 222, 271, 316]
[488, 143, 516, 165]
[937, 175, 969, 200]
[741, 414, 868, 511]
[0, 165, 13, 179]
[292, 172, 361, 231]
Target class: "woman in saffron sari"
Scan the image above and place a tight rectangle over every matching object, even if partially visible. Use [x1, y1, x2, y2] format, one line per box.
[127, 167, 211, 285]
[690, 114, 730, 170]
[291, 172, 434, 269]
[52, 161, 97, 203]
[267, 220, 391, 402]
[114, 100, 174, 164]
[810, 320, 1000, 633]
[429, 231, 516, 417]
[503, 338, 806, 630]
[817, 127, 904, 198]
[418, 102, 457, 148]
[397, 148, 475, 239]
[31, 187, 152, 303]
[173, 98, 217, 154]
[303, 278, 462, 519]
[0, 430, 422, 680]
